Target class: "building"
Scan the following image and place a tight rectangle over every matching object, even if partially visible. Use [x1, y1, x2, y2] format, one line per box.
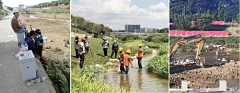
[125, 24, 140, 33]
[140, 28, 156, 32]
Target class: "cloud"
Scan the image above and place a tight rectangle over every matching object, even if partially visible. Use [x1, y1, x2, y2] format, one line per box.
[71, 0, 168, 30]
[149, 2, 168, 12]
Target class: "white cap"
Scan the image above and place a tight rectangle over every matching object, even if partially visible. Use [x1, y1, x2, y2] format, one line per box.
[114, 40, 116, 42]
[13, 8, 20, 13]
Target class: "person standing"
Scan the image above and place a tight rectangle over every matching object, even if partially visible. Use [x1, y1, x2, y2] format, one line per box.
[123, 50, 133, 74]
[118, 48, 125, 73]
[111, 40, 118, 59]
[85, 35, 90, 55]
[79, 37, 86, 68]
[11, 8, 28, 36]
[137, 44, 143, 68]
[102, 38, 109, 57]
[74, 35, 79, 58]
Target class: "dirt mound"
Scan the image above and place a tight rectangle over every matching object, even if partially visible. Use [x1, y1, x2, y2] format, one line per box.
[170, 62, 239, 90]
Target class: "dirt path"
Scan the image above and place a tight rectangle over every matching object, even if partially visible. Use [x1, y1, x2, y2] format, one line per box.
[227, 27, 239, 35]
[170, 62, 239, 90]
[100, 50, 168, 92]
[20, 14, 70, 60]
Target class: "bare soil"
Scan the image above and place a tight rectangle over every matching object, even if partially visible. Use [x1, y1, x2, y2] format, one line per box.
[33, 13, 70, 20]
[20, 14, 70, 60]
[170, 62, 239, 90]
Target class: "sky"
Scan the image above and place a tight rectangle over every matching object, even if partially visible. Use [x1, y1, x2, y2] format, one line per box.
[2, 0, 54, 8]
[71, 0, 169, 30]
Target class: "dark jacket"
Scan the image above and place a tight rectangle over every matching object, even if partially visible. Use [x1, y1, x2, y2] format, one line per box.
[112, 43, 118, 51]
[25, 37, 39, 51]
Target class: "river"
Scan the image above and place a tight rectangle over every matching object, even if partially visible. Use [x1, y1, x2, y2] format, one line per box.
[100, 50, 168, 92]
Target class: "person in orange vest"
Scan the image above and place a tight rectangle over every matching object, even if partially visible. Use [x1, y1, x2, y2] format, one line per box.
[123, 50, 133, 74]
[118, 48, 125, 73]
[137, 44, 143, 68]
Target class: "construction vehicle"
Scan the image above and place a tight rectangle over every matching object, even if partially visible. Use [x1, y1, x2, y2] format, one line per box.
[169, 33, 206, 67]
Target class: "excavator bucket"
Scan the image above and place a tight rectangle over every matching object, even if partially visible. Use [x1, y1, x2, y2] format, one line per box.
[197, 57, 205, 67]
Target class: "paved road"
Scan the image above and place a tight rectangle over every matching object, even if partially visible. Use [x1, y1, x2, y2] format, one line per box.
[0, 14, 49, 92]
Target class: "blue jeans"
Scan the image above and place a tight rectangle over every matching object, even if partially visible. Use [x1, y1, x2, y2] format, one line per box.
[125, 66, 129, 74]
[18, 28, 28, 36]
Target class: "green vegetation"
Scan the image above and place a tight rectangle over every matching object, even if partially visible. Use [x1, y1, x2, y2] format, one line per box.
[71, 15, 112, 35]
[30, 0, 70, 8]
[72, 27, 90, 35]
[71, 68, 127, 92]
[32, 7, 70, 14]
[170, 0, 239, 30]
[147, 43, 168, 79]
[152, 28, 169, 33]
[44, 54, 70, 93]
[145, 34, 168, 43]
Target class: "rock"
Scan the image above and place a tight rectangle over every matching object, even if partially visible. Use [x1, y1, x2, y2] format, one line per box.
[45, 46, 51, 49]
[145, 46, 149, 48]
[105, 62, 113, 66]
[95, 64, 102, 68]
[50, 39, 54, 42]
[222, 58, 226, 62]
[55, 47, 62, 51]
[109, 59, 119, 63]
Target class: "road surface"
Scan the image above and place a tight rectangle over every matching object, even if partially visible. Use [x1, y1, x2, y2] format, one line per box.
[0, 14, 54, 92]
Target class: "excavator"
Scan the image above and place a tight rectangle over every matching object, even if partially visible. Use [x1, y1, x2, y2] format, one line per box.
[169, 33, 206, 67]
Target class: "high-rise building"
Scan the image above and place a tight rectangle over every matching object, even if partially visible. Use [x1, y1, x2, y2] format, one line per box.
[125, 24, 140, 33]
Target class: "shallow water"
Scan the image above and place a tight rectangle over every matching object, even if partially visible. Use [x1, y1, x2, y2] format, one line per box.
[100, 50, 168, 92]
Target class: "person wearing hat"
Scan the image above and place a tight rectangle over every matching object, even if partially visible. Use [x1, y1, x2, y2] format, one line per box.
[137, 44, 143, 68]
[79, 37, 86, 68]
[102, 38, 109, 57]
[118, 48, 125, 73]
[25, 31, 43, 54]
[123, 50, 133, 74]
[111, 40, 119, 59]
[74, 35, 80, 58]
[34, 29, 44, 62]
[11, 8, 28, 36]
[84, 35, 90, 55]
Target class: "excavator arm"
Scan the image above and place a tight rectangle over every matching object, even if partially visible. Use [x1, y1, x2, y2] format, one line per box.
[169, 33, 206, 67]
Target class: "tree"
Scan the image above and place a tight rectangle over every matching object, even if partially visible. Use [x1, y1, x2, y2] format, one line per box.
[0, 0, 3, 9]
[196, 14, 213, 30]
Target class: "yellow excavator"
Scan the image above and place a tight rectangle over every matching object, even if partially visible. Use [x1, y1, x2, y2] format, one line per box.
[169, 33, 207, 67]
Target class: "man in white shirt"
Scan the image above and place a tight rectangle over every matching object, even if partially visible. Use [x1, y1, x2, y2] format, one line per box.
[102, 38, 109, 57]
[79, 37, 86, 68]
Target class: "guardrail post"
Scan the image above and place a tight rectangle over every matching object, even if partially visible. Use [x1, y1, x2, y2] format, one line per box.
[181, 80, 188, 92]
[219, 80, 227, 91]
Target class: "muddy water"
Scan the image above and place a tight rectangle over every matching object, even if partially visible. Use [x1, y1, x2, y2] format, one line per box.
[174, 50, 239, 66]
[100, 50, 168, 92]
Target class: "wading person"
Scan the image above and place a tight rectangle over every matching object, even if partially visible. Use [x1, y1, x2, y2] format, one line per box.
[85, 35, 90, 55]
[34, 29, 45, 62]
[111, 40, 118, 59]
[74, 35, 79, 58]
[79, 37, 86, 68]
[11, 8, 28, 36]
[118, 48, 125, 73]
[102, 38, 109, 57]
[123, 50, 133, 74]
[25, 31, 43, 54]
[137, 44, 143, 68]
